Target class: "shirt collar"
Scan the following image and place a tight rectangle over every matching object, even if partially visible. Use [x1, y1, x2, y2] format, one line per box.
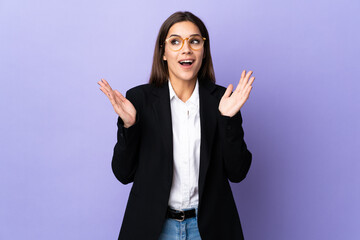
[168, 79, 176, 100]
[168, 79, 199, 105]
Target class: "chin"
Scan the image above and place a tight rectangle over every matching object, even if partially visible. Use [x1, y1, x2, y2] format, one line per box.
[179, 74, 197, 82]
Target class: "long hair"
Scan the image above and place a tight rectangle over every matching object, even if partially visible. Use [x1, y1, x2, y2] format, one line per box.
[149, 11, 215, 86]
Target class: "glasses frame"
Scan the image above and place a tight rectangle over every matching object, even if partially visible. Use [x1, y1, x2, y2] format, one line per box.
[162, 36, 207, 52]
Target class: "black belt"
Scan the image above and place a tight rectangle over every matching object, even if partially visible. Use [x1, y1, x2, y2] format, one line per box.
[167, 207, 196, 221]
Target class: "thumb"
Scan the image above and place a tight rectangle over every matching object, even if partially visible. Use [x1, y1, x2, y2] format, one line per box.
[114, 90, 126, 102]
[223, 84, 233, 98]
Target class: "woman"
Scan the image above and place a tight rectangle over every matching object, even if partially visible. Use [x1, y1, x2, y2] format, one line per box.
[98, 11, 254, 240]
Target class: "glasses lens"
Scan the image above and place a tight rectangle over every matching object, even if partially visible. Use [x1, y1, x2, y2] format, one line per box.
[168, 36, 183, 51]
[189, 36, 204, 50]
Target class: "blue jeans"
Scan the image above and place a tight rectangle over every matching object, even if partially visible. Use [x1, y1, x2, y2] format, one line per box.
[158, 207, 202, 240]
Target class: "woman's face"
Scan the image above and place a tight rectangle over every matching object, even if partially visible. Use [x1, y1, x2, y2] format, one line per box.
[163, 21, 204, 83]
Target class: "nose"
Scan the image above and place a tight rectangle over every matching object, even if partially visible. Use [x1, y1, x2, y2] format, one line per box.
[181, 38, 192, 53]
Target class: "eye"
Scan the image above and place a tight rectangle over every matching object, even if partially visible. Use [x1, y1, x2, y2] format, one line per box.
[170, 38, 181, 45]
[190, 37, 201, 45]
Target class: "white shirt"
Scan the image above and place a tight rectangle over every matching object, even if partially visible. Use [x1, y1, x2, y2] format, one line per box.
[167, 79, 201, 210]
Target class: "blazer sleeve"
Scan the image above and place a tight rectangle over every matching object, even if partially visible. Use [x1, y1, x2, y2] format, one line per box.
[218, 110, 252, 183]
[111, 88, 142, 185]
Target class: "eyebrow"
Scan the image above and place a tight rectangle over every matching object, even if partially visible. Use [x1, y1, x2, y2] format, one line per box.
[168, 33, 201, 38]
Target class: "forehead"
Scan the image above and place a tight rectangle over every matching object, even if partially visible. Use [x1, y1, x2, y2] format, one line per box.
[167, 21, 201, 37]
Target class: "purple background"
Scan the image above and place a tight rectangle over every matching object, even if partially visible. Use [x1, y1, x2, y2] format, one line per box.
[1, 0, 359, 239]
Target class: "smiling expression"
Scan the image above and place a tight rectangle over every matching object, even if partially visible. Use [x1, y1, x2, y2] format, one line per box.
[163, 21, 204, 84]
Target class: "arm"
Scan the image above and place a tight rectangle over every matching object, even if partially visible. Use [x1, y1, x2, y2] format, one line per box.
[97, 78, 142, 185]
[218, 70, 255, 182]
[219, 110, 252, 183]
[111, 88, 142, 184]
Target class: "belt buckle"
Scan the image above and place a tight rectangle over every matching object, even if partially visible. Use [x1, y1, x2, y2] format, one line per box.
[177, 210, 185, 222]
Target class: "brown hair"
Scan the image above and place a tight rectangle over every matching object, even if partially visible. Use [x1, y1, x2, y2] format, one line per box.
[149, 11, 216, 86]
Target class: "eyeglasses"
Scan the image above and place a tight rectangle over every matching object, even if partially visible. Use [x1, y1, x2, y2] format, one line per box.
[162, 35, 206, 51]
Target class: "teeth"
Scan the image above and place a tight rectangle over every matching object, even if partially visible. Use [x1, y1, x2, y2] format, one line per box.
[179, 60, 193, 64]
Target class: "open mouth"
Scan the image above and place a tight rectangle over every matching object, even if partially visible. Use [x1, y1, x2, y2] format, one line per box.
[178, 60, 194, 66]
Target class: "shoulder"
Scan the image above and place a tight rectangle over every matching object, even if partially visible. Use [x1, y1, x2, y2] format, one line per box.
[125, 83, 159, 112]
[199, 80, 227, 100]
[126, 83, 152, 95]
[125, 83, 157, 99]
[214, 83, 227, 94]
[213, 84, 228, 102]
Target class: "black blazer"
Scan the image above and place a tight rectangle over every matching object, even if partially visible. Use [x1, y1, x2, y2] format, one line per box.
[112, 80, 252, 240]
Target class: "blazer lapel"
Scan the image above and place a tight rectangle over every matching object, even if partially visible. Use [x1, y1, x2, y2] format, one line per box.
[151, 84, 174, 185]
[198, 80, 218, 203]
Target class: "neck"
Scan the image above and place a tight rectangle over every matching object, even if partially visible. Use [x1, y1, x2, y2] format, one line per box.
[169, 77, 197, 102]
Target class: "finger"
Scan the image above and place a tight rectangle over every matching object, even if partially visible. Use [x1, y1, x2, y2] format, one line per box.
[244, 71, 253, 84]
[239, 70, 246, 85]
[241, 69, 246, 79]
[107, 89, 116, 102]
[114, 90, 126, 103]
[223, 84, 233, 98]
[101, 78, 113, 92]
[102, 88, 117, 106]
[241, 77, 254, 96]
[101, 78, 111, 88]
[99, 78, 107, 85]
[98, 79, 107, 88]
[99, 79, 110, 91]
[235, 70, 247, 92]
[114, 90, 128, 104]
[235, 78, 242, 93]
[246, 77, 255, 87]
[243, 85, 253, 100]
[112, 91, 123, 105]
[99, 87, 111, 97]
[238, 70, 253, 93]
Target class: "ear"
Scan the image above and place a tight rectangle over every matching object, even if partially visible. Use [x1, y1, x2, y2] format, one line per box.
[163, 54, 167, 61]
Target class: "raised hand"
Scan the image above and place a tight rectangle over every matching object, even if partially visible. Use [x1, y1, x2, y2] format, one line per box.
[98, 78, 136, 128]
[219, 70, 255, 117]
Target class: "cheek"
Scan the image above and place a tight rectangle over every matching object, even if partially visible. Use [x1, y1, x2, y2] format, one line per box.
[163, 49, 174, 61]
[165, 49, 175, 58]
[196, 53, 204, 67]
